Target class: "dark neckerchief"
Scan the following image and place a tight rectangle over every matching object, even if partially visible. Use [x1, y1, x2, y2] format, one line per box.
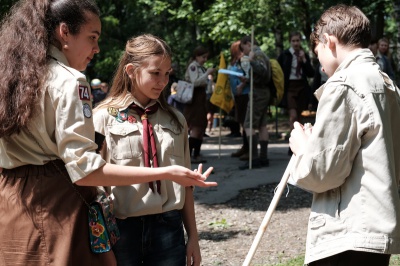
[129, 103, 161, 194]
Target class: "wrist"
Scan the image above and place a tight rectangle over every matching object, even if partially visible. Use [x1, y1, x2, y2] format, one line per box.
[156, 167, 169, 181]
[187, 232, 199, 241]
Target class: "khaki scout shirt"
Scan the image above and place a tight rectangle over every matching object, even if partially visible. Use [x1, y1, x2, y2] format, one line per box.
[93, 96, 189, 218]
[0, 45, 106, 183]
[185, 60, 209, 87]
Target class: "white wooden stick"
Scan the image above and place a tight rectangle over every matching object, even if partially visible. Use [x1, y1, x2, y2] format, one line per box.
[242, 155, 295, 266]
[242, 123, 311, 266]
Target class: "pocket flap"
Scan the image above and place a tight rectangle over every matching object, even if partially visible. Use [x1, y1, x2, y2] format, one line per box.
[109, 123, 139, 136]
[158, 124, 180, 135]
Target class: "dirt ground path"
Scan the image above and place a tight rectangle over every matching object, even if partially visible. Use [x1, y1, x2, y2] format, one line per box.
[195, 183, 312, 266]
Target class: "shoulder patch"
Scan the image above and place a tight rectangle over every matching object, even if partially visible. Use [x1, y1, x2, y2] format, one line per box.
[78, 85, 91, 101]
[190, 65, 196, 72]
[83, 103, 92, 118]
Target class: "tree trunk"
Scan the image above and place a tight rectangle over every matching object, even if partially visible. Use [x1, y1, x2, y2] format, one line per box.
[395, 1, 400, 84]
[274, 1, 283, 58]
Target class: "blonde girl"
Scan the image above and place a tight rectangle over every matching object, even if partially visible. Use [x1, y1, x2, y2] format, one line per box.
[94, 34, 205, 266]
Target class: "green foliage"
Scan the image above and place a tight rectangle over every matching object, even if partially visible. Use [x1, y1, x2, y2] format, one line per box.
[1, 0, 399, 82]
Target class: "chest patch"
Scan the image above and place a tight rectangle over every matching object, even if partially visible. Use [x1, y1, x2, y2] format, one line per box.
[78, 85, 91, 101]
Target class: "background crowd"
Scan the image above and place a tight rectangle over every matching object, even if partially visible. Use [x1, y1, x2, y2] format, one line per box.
[0, 0, 399, 265]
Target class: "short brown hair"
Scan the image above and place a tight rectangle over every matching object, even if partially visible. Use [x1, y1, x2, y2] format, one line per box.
[239, 35, 259, 51]
[289, 31, 302, 42]
[310, 4, 370, 53]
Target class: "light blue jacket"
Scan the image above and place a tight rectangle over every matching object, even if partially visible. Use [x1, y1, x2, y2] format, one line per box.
[290, 49, 400, 264]
[228, 63, 250, 95]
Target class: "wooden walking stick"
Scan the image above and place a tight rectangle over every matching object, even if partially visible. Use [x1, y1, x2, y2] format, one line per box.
[242, 123, 312, 266]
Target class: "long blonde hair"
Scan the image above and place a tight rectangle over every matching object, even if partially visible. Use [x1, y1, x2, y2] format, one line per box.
[95, 34, 184, 130]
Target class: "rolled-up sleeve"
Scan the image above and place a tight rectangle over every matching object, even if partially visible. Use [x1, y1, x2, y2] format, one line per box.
[54, 78, 106, 183]
[291, 83, 362, 193]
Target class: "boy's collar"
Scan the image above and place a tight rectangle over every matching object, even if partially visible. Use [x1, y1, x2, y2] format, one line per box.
[334, 48, 372, 74]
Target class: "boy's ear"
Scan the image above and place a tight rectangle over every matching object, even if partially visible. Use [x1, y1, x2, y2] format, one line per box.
[125, 63, 135, 79]
[323, 33, 336, 51]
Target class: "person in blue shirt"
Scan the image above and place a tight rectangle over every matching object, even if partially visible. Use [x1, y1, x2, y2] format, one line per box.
[228, 40, 251, 160]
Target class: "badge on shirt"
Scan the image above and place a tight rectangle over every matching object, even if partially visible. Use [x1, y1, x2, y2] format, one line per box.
[78, 85, 91, 101]
[116, 109, 128, 123]
[190, 65, 196, 72]
[83, 103, 92, 118]
[107, 107, 118, 117]
[128, 115, 136, 123]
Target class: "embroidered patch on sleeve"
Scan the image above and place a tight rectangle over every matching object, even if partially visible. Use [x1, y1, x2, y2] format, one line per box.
[83, 103, 92, 118]
[190, 65, 196, 72]
[78, 85, 91, 101]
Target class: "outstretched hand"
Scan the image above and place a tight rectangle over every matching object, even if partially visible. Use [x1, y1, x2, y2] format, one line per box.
[165, 164, 217, 187]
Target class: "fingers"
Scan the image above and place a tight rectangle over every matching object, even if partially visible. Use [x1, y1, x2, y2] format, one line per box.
[195, 181, 218, 187]
[293, 121, 303, 130]
[197, 163, 203, 173]
[202, 167, 214, 177]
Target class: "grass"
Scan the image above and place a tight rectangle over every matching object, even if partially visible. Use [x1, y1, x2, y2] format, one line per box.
[266, 254, 400, 266]
[208, 218, 230, 229]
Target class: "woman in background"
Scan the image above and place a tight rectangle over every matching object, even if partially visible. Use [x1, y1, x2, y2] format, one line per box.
[184, 46, 215, 164]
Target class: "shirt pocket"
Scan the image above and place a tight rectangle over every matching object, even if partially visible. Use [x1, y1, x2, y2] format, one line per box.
[108, 123, 142, 160]
[156, 125, 183, 158]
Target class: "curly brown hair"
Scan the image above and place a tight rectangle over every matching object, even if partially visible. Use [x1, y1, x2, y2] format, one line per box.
[0, 0, 100, 137]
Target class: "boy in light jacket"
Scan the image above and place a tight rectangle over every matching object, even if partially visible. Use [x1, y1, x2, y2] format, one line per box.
[289, 4, 400, 265]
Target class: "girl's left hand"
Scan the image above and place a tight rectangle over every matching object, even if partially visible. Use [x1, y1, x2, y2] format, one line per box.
[186, 236, 201, 266]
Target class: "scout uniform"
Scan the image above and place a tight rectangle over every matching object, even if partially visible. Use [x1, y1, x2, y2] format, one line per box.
[93, 95, 190, 264]
[93, 95, 188, 218]
[183, 60, 209, 129]
[0, 45, 110, 265]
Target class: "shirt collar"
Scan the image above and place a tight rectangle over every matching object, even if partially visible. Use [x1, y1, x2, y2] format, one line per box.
[289, 47, 296, 55]
[118, 94, 162, 111]
[314, 48, 376, 101]
[334, 48, 375, 73]
[48, 44, 70, 66]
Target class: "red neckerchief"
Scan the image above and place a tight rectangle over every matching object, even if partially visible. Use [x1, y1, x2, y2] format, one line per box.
[129, 103, 161, 194]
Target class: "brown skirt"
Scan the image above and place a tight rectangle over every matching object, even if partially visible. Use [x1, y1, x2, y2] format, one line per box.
[183, 86, 207, 129]
[0, 160, 115, 266]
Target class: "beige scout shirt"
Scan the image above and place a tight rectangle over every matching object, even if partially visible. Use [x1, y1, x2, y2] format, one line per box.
[93, 96, 189, 218]
[185, 60, 209, 87]
[0, 45, 106, 183]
